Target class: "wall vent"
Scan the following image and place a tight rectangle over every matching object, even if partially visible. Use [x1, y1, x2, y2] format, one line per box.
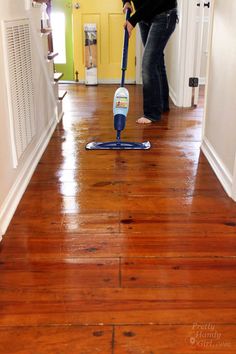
[3, 19, 35, 167]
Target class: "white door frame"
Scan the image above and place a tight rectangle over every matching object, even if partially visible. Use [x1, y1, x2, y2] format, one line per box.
[193, 0, 205, 105]
[180, 0, 199, 107]
[201, 0, 215, 140]
[169, 0, 194, 107]
[135, 26, 142, 84]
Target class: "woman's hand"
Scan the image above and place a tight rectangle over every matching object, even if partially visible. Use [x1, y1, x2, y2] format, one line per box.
[123, 2, 134, 37]
[123, 2, 133, 14]
[124, 20, 134, 37]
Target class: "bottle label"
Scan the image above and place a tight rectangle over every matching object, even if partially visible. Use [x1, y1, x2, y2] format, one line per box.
[115, 96, 128, 108]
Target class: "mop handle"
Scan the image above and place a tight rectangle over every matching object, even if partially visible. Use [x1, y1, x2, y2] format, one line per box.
[121, 8, 131, 87]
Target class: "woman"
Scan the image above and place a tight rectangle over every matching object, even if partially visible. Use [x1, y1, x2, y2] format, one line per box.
[122, 0, 178, 124]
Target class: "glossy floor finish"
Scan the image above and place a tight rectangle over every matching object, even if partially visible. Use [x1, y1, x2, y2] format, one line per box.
[1, 84, 236, 353]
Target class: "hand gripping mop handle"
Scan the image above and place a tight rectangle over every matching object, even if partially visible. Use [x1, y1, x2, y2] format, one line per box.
[121, 8, 131, 87]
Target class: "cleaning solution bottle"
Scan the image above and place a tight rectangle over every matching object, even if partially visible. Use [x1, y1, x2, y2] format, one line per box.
[113, 87, 129, 140]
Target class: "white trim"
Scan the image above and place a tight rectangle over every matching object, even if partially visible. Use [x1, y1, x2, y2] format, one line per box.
[57, 80, 136, 85]
[232, 153, 236, 201]
[98, 80, 135, 84]
[59, 80, 78, 84]
[135, 25, 142, 85]
[0, 118, 57, 238]
[201, 137, 233, 198]
[58, 112, 64, 121]
[169, 84, 177, 106]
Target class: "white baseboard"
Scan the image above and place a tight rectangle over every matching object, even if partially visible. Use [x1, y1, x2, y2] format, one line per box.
[201, 137, 233, 198]
[59, 80, 136, 85]
[0, 118, 57, 239]
[98, 80, 136, 85]
[57, 111, 64, 122]
[233, 157, 236, 201]
[169, 84, 177, 106]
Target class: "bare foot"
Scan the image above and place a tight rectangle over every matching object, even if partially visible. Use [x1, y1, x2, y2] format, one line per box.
[136, 117, 152, 124]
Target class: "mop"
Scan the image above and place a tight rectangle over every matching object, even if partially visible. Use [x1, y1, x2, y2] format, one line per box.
[85, 9, 151, 150]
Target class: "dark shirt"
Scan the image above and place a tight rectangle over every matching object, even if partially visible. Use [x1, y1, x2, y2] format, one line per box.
[122, 0, 177, 27]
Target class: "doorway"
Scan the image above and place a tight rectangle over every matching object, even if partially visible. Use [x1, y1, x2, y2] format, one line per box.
[51, 0, 74, 81]
[51, 0, 136, 83]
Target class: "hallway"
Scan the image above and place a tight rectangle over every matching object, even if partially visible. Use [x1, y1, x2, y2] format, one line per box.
[0, 84, 236, 352]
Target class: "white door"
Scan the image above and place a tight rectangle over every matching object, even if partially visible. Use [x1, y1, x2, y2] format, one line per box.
[192, 0, 212, 105]
[72, 0, 136, 83]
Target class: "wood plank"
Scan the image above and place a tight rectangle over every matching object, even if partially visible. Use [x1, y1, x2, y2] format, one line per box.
[0, 287, 236, 326]
[121, 257, 236, 288]
[30, 164, 215, 184]
[0, 258, 120, 289]
[0, 326, 113, 354]
[14, 192, 236, 215]
[114, 325, 236, 353]
[8, 211, 119, 234]
[2, 232, 236, 259]
[38, 151, 204, 168]
[27, 176, 225, 196]
[119, 211, 236, 234]
[6, 212, 64, 233]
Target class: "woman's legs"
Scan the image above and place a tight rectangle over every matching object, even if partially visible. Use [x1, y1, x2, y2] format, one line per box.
[139, 20, 150, 47]
[137, 10, 177, 124]
[159, 53, 170, 112]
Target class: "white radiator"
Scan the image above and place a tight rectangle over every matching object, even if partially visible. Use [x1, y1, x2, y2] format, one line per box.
[2, 18, 35, 167]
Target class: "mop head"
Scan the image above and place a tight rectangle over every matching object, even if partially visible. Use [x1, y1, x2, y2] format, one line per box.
[85, 140, 151, 150]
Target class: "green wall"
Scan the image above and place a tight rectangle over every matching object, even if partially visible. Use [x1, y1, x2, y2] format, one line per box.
[52, 0, 74, 81]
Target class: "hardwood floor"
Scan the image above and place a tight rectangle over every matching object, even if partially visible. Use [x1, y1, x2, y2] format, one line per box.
[1, 84, 236, 353]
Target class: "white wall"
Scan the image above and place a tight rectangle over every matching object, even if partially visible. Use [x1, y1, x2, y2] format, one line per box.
[202, 0, 236, 200]
[0, 0, 58, 238]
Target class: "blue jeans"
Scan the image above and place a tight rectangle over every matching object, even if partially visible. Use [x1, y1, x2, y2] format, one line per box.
[139, 8, 177, 121]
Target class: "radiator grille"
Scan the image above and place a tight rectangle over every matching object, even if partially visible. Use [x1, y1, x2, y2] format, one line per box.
[3, 19, 35, 165]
